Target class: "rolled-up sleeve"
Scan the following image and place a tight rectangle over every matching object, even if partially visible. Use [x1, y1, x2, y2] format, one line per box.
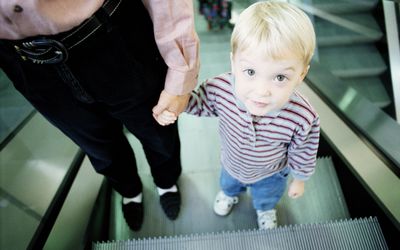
[142, 0, 200, 95]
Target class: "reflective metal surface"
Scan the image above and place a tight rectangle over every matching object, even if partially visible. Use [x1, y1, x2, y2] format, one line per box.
[300, 83, 400, 231]
[0, 113, 79, 249]
[0, 70, 34, 145]
[306, 61, 400, 173]
[1, 0, 399, 248]
[383, 1, 400, 122]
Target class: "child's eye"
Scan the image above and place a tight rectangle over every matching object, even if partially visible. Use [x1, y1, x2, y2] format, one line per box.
[244, 69, 256, 76]
[275, 74, 287, 82]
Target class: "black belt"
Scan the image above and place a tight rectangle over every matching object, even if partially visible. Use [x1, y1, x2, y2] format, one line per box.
[12, 0, 122, 64]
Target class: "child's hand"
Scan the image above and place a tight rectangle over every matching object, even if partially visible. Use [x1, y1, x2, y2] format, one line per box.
[153, 110, 177, 126]
[288, 179, 304, 199]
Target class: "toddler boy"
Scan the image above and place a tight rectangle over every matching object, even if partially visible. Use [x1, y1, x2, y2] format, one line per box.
[156, 1, 320, 229]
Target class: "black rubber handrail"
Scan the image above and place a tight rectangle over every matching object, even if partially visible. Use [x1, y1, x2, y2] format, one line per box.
[0, 110, 36, 151]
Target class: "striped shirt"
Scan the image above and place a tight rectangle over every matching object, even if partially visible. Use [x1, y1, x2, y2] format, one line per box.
[186, 72, 320, 184]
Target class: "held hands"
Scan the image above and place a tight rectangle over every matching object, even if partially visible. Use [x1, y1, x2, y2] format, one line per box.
[155, 110, 178, 126]
[288, 179, 305, 199]
[152, 90, 189, 126]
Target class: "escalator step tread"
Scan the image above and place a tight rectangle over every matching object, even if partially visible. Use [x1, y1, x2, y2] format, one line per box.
[343, 77, 391, 108]
[278, 157, 350, 225]
[307, 0, 378, 14]
[94, 217, 388, 250]
[315, 13, 382, 46]
[111, 118, 351, 240]
[318, 45, 387, 77]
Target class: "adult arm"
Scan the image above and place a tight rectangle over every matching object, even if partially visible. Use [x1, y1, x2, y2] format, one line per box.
[154, 79, 219, 126]
[142, 0, 200, 117]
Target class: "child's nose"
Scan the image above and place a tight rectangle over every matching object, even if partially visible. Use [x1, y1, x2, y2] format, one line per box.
[255, 81, 271, 96]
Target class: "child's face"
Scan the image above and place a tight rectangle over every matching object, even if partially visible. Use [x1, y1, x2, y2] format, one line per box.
[231, 48, 309, 116]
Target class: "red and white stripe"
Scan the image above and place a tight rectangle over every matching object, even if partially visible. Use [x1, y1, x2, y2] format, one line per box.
[186, 72, 320, 184]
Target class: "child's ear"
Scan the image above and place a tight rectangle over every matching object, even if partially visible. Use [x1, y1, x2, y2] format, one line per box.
[299, 65, 310, 82]
[230, 52, 235, 74]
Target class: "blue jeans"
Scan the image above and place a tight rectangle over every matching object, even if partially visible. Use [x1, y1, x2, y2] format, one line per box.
[220, 167, 290, 211]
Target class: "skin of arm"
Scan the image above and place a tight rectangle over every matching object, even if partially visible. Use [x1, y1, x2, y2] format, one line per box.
[152, 91, 190, 125]
[154, 76, 222, 125]
[142, 0, 200, 124]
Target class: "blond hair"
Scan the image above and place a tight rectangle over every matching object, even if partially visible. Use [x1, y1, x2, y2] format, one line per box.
[231, 1, 316, 65]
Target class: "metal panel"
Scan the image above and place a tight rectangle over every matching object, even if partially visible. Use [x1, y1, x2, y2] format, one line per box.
[300, 83, 400, 230]
[43, 157, 103, 250]
[383, 1, 400, 122]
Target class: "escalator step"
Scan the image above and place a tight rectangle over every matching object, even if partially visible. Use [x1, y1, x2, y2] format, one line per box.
[307, 0, 378, 14]
[93, 217, 388, 250]
[315, 14, 382, 46]
[278, 157, 350, 225]
[318, 45, 387, 78]
[343, 77, 391, 108]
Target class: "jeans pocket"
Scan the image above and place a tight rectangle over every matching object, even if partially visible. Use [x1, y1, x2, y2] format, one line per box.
[277, 167, 290, 179]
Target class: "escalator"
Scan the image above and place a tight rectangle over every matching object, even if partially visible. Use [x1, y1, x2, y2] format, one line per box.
[297, 0, 392, 109]
[94, 218, 387, 249]
[93, 0, 399, 248]
[1, 0, 399, 249]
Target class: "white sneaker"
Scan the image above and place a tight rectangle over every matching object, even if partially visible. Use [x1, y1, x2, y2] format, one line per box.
[213, 191, 239, 216]
[257, 209, 277, 230]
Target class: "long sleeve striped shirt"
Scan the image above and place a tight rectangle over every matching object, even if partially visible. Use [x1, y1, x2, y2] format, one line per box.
[186, 72, 320, 184]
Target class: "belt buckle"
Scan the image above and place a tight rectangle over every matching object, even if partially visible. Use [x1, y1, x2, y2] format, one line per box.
[14, 37, 68, 64]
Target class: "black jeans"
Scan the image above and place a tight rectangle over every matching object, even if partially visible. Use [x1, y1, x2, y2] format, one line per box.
[0, 0, 181, 198]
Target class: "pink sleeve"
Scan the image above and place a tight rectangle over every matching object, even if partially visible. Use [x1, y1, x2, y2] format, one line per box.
[142, 0, 200, 95]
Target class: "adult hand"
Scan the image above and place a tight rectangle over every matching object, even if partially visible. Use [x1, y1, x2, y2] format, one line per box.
[152, 90, 190, 121]
[154, 110, 177, 126]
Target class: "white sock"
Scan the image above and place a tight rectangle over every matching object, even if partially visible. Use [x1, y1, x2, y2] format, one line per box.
[123, 193, 142, 204]
[157, 185, 177, 196]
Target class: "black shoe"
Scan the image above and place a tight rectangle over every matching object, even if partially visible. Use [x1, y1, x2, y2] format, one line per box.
[159, 186, 181, 220]
[122, 201, 143, 231]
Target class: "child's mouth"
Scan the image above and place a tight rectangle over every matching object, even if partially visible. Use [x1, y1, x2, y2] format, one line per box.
[252, 100, 268, 107]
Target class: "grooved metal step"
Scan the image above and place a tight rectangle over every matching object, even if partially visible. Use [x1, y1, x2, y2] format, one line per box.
[318, 45, 387, 78]
[93, 217, 388, 250]
[315, 14, 382, 46]
[305, 0, 378, 14]
[111, 128, 349, 239]
[343, 77, 391, 108]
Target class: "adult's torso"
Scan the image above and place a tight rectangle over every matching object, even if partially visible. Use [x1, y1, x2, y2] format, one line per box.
[0, 0, 104, 39]
[0, 0, 167, 107]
